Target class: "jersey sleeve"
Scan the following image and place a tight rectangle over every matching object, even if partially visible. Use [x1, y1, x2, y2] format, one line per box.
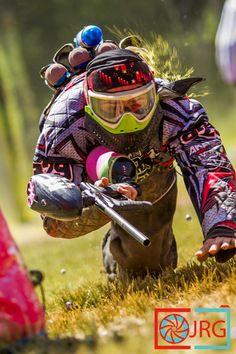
[160, 96, 236, 242]
[33, 77, 95, 185]
[32, 77, 110, 238]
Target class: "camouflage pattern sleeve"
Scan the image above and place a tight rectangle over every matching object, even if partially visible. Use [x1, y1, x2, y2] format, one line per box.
[160, 96, 236, 241]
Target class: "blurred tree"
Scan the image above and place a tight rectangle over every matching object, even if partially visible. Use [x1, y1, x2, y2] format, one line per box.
[0, 0, 225, 109]
[0, 14, 35, 220]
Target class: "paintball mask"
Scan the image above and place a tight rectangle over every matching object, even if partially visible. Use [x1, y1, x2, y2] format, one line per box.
[85, 49, 159, 134]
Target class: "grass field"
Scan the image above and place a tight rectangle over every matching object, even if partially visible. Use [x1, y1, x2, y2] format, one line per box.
[4, 169, 235, 354]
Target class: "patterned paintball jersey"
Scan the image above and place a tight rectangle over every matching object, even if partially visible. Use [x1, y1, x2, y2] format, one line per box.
[33, 75, 236, 240]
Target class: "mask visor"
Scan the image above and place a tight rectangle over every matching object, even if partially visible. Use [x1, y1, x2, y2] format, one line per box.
[88, 82, 156, 125]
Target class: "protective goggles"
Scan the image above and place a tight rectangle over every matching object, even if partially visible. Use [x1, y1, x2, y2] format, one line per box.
[87, 82, 157, 125]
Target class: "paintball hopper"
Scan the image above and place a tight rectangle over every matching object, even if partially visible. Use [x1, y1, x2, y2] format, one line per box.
[27, 174, 85, 220]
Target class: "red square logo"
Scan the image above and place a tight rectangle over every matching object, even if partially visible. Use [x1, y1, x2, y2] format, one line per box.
[154, 308, 191, 350]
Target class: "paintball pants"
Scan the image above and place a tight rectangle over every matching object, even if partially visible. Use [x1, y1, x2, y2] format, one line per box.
[102, 169, 178, 280]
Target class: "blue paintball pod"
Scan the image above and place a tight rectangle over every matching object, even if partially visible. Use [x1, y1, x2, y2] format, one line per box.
[74, 25, 103, 50]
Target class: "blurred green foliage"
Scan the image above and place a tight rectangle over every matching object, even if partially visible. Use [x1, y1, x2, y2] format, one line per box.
[0, 0, 235, 219]
[0, 0, 227, 107]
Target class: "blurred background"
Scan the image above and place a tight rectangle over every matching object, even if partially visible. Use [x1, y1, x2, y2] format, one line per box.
[0, 0, 235, 221]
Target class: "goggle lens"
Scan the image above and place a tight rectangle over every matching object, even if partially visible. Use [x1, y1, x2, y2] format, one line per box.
[88, 83, 156, 124]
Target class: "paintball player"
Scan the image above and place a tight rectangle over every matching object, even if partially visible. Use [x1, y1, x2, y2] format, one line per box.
[215, 0, 236, 85]
[32, 31, 236, 280]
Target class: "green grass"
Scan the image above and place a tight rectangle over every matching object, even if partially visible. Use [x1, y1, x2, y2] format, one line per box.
[5, 174, 235, 354]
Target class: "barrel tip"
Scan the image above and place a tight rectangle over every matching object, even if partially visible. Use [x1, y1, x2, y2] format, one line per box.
[143, 239, 151, 247]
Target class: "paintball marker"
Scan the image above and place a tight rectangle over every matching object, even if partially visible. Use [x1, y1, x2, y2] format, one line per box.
[27, 174, 152, 247]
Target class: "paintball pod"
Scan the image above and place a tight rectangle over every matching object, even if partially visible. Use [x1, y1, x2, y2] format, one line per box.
[27, 174, 152, 247]
[74, 25, 103, 53]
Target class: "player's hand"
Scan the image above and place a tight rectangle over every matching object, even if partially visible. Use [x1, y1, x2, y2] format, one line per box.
[95, 177, 137, 200]
[195, 237, 236, 262]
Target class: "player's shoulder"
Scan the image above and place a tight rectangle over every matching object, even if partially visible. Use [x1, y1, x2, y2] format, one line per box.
[54, 73, 85, 106]
[44, 74, 86, 127]
[154, 76, 206, 118]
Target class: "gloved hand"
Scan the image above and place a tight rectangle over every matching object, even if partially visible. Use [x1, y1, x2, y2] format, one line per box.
[195, 236, 236, 262]
[95, 177, 138, 200]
